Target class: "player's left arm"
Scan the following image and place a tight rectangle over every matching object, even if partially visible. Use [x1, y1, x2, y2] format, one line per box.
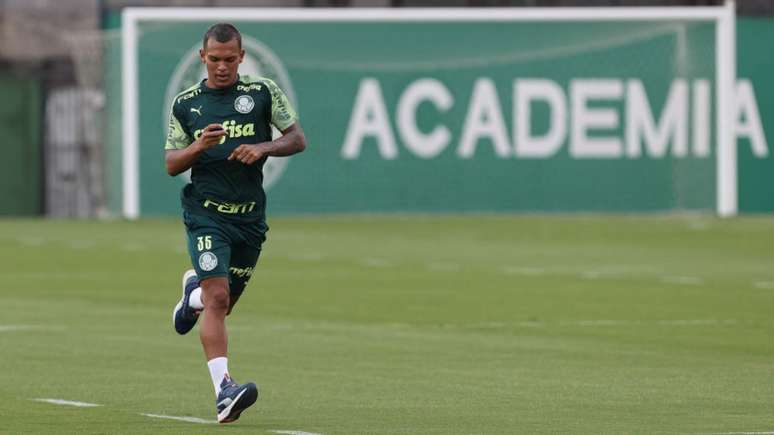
[229, 78, 306, 165]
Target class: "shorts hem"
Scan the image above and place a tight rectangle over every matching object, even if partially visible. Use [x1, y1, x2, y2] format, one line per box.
[196, 271, 229, 281]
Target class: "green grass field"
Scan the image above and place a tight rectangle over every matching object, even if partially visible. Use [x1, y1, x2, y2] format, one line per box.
[2, 215, 774, 434]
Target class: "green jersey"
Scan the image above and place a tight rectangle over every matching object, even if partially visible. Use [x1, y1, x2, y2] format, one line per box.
[165, 75, 297, 223]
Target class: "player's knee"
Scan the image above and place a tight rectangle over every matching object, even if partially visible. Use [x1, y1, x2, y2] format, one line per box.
[203, 286, 230, 312]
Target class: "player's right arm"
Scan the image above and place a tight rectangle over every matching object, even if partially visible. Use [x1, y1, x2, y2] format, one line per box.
[165, 122, 227, 176]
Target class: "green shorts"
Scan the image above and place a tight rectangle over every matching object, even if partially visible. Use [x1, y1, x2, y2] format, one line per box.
[183, 210, 268, 297]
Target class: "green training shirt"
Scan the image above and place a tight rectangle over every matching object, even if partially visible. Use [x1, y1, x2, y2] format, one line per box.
[165, 75, 297, 224]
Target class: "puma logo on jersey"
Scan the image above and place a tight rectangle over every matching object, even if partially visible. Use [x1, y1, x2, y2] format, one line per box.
[190, 106, 203, 116]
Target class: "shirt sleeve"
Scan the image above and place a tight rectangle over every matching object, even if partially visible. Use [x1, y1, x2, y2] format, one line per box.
[165, 106, 192, 150]
[265, 78, 298, 131]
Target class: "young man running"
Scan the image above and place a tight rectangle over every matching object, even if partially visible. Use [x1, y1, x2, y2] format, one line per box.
[164, 23, 306, 423]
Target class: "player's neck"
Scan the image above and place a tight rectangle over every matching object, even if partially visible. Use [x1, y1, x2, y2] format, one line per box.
[203, 76, 238, 90]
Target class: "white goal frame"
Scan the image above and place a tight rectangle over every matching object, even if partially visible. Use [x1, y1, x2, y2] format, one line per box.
[122, 3, 737, 218]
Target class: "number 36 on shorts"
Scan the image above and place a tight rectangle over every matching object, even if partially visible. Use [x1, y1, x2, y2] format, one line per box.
[196, 236, 212, 251]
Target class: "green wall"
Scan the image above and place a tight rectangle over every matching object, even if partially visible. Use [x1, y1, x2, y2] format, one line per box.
[0, 75, 41, 216]
[736, 17, 774, 213]
[105, 13, 774, 216]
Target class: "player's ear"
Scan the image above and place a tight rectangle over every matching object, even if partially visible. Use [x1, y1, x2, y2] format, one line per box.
[199, 48, 206, 63]
[239, 49, 245, 64]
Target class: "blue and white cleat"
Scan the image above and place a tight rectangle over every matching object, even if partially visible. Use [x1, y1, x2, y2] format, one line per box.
[172, 269, 200, 335]
[216, 376, 259, 423]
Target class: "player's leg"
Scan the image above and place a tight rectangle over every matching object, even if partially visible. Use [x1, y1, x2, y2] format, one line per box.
[206, 227, 265, 422]
[199, 276, 230, 360]
[179, 214, 235, 386]
[199, 275, 257, 423]
[183, 217, 258, 423]
[173, 214, 228, 335]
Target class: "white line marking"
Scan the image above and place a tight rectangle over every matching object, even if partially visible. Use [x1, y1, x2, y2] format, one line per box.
[121, 243, 145, 252]
[560, 320, 631, 327]
[361, 258, 391, 268]
[17, 237, 45, 247]
[32, 398, 101, 408]
[658, 319, 737, 326]
[141, 413, 216, 424]
[705, 432, 774, 434]
[288, 253, 325, 262]
[69, 241, 96, 250]
[753, 281, 774, 289]
[426, 262, 459, 272]
[271, 430, 324, 435]
[580, 271, 601, 279]
[661, 276, 703, 285]
[456, 319, 740, 329]
[502, 266, 545, 276]
[0, 325, 36, 332]
[0, 325, 63, 332]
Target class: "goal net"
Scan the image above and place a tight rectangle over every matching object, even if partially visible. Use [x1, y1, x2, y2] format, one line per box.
[117, 6, 736, 218]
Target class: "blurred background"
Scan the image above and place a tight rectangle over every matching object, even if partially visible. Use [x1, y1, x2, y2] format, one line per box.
[0, 0, 771, 219]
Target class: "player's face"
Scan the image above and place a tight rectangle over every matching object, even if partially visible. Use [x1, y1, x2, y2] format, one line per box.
[200, 38, 244, 89]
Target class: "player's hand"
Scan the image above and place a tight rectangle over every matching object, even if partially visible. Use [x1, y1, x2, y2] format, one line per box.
[195, 124, 227, 150]
[228, 144, 266, 165]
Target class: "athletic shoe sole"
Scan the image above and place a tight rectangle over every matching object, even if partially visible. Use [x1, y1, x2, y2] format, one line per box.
[217, 383, 258, 423]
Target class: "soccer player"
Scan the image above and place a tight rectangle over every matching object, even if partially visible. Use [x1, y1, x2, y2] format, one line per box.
[164, 23, 306, 423]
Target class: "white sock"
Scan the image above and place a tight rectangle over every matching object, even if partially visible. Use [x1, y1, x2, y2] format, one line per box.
[207, 357, 229, 396]
[188, 287, 204, 310]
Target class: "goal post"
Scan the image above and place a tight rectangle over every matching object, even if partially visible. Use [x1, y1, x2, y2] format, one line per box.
[715, 1, 737, 217]
[121, 3, 737, 218]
